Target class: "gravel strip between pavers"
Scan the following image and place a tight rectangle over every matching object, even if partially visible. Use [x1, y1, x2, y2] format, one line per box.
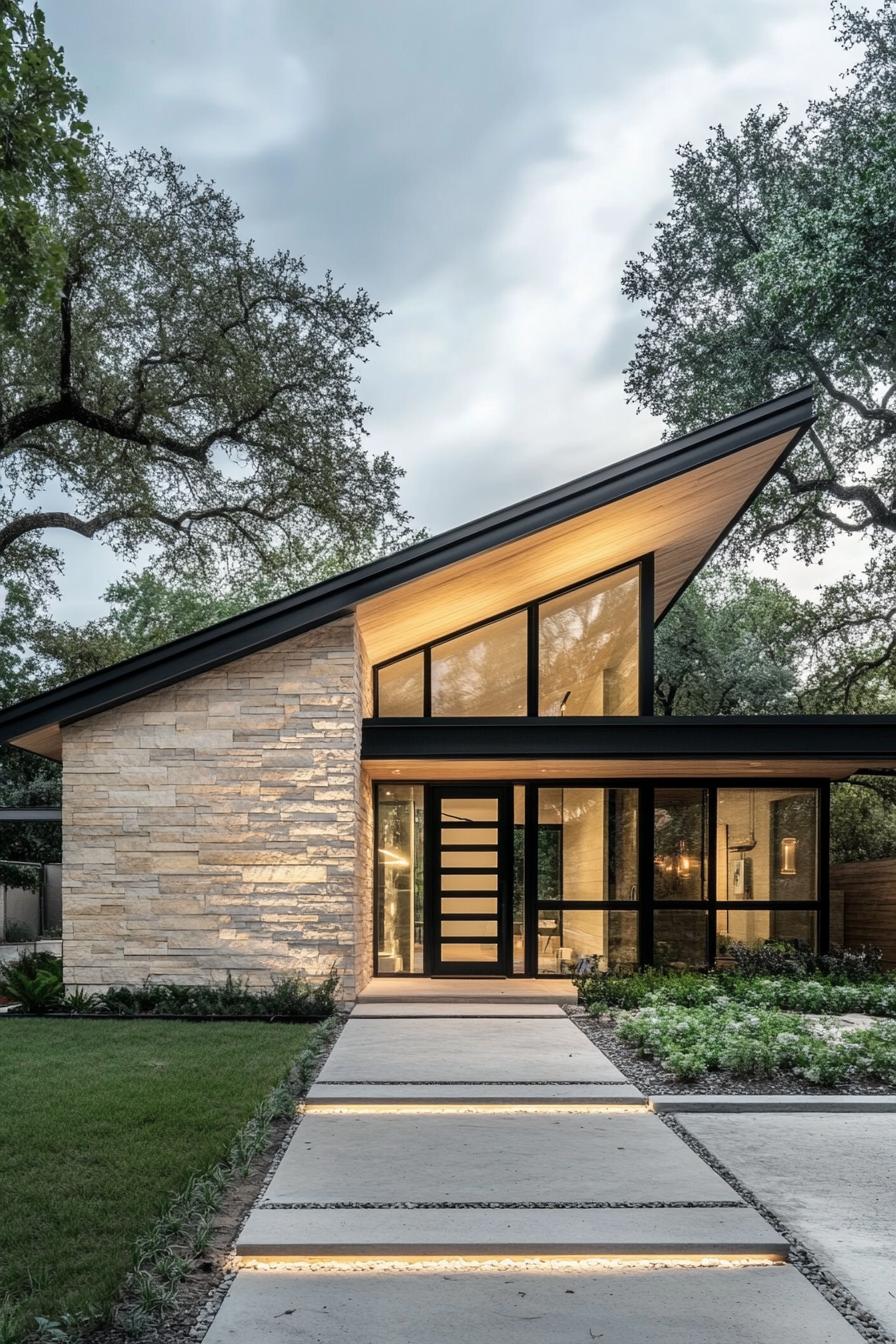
[257, 1199, 745, 1210]
[660, 1112, 895, 1344]
[566, 1007, 894, 1096]
[313, 1077, 626, 1085]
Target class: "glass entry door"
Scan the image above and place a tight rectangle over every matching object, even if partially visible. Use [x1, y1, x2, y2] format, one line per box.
[428, 786, 513, 975]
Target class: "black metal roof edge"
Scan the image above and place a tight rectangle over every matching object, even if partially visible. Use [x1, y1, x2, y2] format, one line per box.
[361, 714, 896, 761]
[0, 386, 814, 745]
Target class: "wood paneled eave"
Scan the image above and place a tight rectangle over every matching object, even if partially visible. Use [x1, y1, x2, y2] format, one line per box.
[355, 431, 793, 666]
[362, 758, 879, 782]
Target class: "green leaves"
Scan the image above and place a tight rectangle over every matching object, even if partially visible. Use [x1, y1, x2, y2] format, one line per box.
[0, 1, 91, 328]
[623, 0, 896, 679]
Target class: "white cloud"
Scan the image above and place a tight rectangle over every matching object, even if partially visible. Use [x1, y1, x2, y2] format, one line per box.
[371, 7, 847, 533]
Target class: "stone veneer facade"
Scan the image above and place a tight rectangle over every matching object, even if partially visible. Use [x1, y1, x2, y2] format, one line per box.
[61, 616, 372, 1001]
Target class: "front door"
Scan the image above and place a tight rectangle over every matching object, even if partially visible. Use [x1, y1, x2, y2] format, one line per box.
[428, 786, 513, 975]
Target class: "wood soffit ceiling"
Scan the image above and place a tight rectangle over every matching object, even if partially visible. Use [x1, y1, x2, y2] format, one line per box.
[355, 432, 792, 666]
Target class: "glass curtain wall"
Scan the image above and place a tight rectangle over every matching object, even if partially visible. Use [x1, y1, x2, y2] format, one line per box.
[715, 787, 818, 957]
[374, 562, 642, 718]
[653, 788, 709, 967]
[535, 787, 638, 973]
[373, 783, 823, 976]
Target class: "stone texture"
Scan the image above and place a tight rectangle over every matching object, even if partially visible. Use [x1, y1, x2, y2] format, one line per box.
[61, 617, 373, 999]
[652, 1095, 896, 1113]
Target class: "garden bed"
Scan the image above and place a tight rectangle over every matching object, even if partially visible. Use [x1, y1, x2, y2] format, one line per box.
[570, 1007, 896, 1095]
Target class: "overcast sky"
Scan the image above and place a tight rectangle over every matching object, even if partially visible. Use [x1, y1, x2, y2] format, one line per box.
[42, 0, 861, 621]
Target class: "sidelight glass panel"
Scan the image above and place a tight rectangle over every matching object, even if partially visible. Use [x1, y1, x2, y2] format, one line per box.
[537, 908, 638, 974]
[536, 787, 638, 903]
[376, 652, 424, 716]
[538, 566, 640, 716]
[375, 784, 424, 973]
[653, 788, 707, 901]
[431, 611, 528, 716]
[715, 788, 817, 903]
[513, 785, 525, 972]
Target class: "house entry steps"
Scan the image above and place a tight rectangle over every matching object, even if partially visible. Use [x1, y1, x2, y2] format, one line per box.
[202, 1005, 867, 1344]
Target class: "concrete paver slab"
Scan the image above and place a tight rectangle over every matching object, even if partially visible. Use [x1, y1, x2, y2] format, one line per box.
[653, 1094, 896, 1113]
[306, 1082, 644, 1106]
[237, 1205, 786, 1257]
[681, 1113, 896, 1336]
[350, 1002, 566, 1017]
[318, 1018, 624, 1083]
[203, 1266, 862, 1343]
[264, 1111, 737, 1205]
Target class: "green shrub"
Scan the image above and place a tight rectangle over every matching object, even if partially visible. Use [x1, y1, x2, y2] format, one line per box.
[0, 961, 64, 1014]
[92, 967, 338, 1019]
[615, 1001, 896, 1085]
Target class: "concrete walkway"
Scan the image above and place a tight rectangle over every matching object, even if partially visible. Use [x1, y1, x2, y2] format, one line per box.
[203, 1002, 864, 1343]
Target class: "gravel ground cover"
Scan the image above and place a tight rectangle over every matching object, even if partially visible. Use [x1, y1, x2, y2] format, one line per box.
[568, 1008, 896, 1095]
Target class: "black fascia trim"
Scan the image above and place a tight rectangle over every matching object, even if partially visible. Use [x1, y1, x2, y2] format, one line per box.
[361, 714, 896, 762]
[0, 386, 814, 746]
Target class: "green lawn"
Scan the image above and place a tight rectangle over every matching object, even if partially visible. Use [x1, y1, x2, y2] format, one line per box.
[0, 1020, 313, 1333]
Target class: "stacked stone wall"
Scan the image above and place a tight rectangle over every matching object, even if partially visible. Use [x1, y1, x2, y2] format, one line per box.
[61, 617, 371, 999]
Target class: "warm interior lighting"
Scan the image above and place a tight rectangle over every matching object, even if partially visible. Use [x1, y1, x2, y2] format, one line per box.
[779, 835, 798, 876]
[378, 846, 409, 867]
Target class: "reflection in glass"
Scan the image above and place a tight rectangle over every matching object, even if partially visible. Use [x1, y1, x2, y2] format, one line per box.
[375, 785, 424, 973]
[537, 909, 638, 974]
[716, 909, 816, 961]
[653, 788, 707, 901]
[715, 788, 817, 903]
[537, 788, 638, 903]
[538, 567, 640, 716]
[376, 652, 424, 716]
[431, 611, 528, 716]
[654, 909, 708, 967]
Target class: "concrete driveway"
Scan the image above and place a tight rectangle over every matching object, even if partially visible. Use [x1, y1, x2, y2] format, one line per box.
[679, 1112, 896, 1338]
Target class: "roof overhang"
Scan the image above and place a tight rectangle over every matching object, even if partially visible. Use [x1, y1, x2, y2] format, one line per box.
[0, 387, 815, 761]
[361, 716, 896, 783]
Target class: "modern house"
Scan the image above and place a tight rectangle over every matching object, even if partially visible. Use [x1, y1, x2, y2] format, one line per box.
[2, 387, 895, 998]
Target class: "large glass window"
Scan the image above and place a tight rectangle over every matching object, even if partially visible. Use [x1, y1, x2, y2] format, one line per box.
[715, 787, 818, 961]
[377, 652, 424, 716]
[536, 787, 638, 974]
[431, 611, 528, 716]
[373, 562, 643, 718]
[538, 567, 639, 715]
[715, 788, 817, 904]
[375, 784, 424, 973]
[653, 788, 707, 902]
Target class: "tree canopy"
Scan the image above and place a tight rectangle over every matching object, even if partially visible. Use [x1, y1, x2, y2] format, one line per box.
[0, 1, 90, 327]
[623, 0, 896, 671]
[0, 139, 415, 615]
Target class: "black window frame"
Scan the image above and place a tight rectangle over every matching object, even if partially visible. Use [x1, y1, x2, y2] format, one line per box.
[372, 555, 652, 719]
